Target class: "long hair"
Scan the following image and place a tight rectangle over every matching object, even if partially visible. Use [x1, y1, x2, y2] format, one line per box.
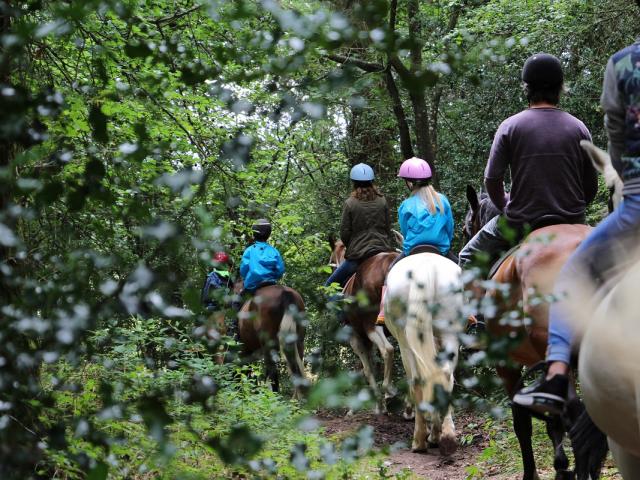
[411, 180, 443, 215]
[351, 181, 383, 202]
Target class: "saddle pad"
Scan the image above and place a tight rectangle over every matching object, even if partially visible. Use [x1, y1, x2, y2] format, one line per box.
[488, 244, 521, 279]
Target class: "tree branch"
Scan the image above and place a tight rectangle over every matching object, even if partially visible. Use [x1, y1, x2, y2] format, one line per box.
[151, 5, 202, 26]
[326, 54, 385, 73]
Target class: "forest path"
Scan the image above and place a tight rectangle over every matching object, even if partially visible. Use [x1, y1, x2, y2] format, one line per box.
[317, 410, 522, 479]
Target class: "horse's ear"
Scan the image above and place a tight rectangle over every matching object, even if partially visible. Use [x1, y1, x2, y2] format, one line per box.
[466, 184, 480, 212]
[328, 233, 336, 251]
[581, 140, 610, 174]
[580, 140, 623, 209]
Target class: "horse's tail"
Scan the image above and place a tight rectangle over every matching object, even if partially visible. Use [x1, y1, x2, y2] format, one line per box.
[404, 268, 448, 397]
[569, 402, 608, 480]
[278, 289, 306, 390]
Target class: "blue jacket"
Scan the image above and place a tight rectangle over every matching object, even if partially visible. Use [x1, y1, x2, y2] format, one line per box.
[399, 193, 454, 255]
[240, 241, 285, 292]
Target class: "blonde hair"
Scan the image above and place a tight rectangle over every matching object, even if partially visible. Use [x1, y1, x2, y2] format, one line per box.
[413, 184, 443, 215]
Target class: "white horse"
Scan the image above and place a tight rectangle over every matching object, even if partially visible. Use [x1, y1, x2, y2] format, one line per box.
[383, 253, 463, 454]
[572, 142, 639, 479]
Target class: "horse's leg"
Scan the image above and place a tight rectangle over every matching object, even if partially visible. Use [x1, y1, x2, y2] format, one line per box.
[394, 335, 415, 420]
[348, 332, 380, 414]
[278, 305, 306, 400]
[264, 349, 279, 393]
[512, 404, 540, 480]
[411, 385, 429, 452]
[545, 415, 572, 480]
[433, 369, 458, 456]
[366, 326, 395, 405]
[609, 438, 640, 480]
[499, 366, 539, 480]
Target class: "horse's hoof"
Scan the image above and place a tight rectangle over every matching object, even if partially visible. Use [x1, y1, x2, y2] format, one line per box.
[438, 434, 458, 457]
[411, 445, 428, 453]
[554, 471, 574, 480]
[403, 407, 415, 421]
[384, 385, 398, 398]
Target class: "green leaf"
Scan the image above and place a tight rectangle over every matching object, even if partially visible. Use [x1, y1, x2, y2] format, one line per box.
[86, 462, 108, 480]
[124, 41, 152, 58]
[88, 104, 108, 144]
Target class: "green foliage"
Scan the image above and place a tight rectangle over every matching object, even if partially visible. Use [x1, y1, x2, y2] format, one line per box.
[0, 0, 637, 477]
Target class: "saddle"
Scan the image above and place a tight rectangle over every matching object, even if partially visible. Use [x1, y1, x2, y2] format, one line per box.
[488, 214, 576, 279]
[408, 244, 442, 256]
[342, 251, 396, 297]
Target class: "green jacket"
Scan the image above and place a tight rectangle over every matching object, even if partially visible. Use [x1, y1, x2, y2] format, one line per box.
[340, 195, 394, 261]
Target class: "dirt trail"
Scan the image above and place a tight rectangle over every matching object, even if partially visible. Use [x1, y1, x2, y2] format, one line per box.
[317, 410, 517, 480]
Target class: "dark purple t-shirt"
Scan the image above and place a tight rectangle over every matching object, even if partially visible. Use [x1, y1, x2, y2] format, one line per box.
[485, 108, 598, 224]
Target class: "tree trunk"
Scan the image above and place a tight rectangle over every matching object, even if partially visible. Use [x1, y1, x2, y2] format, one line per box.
[406, 0, 437, 184]
[384, 69, 413, 159]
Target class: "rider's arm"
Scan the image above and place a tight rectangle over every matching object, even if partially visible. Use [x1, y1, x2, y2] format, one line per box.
[383, 199, 394, 245]
[240, 248, 250, 279]
[601, 57, 625, 174]
[397, 200, 409, 238]
[274, 249, 285, 278]
[485, 177, 507, 211]
[444, 196, 454, 242]
[485, 121, 510, 211]
[339, 202, 352, 246]
[581, 136, 599, 205]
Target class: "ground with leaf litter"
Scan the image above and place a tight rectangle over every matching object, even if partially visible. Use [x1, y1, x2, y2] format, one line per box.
[317, 410, 525, 479]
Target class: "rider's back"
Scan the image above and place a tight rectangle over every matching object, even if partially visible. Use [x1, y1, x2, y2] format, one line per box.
[602, 40, 640, 194]
[341, 195, 393, 261]
[486, 108, 596, 224]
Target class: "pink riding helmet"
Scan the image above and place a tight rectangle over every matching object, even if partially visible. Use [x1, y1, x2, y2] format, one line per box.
[397, 157, 432, 180]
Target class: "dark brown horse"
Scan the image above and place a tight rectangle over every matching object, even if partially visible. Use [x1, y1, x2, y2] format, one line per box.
[236, 284, 307, 400]
[329, 239, 399, 413]
[464, 185, 605, 480]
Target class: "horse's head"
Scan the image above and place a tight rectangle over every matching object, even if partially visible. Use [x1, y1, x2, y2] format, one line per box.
[580, 140, 622, 212]
[463, 184, 502, 244]
[328, 236, 345, 270]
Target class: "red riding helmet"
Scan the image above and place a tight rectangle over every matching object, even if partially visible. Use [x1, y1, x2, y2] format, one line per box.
[212, 251, 230, 264]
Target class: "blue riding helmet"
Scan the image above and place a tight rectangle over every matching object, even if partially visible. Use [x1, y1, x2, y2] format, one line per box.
[350, 163, 375, 181]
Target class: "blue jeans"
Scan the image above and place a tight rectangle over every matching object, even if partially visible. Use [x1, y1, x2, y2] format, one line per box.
[459, 216, 512, 269]
[548, 194, 640, 364]
[324, 259, 360, 287]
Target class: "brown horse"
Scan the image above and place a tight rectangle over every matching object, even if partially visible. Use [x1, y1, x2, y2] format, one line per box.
[464, 186, 603, 480]
[236, 284, 307, 400]
[329, 239, 399, 413]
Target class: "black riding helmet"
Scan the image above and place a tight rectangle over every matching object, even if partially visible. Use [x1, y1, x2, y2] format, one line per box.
[252, 218, 272, 241]
[521, 53, 563, 88]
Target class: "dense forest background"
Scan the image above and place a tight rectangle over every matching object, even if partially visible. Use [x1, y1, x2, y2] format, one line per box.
[1, 0, 638, 478]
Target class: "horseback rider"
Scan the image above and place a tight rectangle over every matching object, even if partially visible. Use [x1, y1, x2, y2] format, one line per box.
[325, 163, 395, 288]
[514, 38, 640, 414]
[458, 53, 598, 270]
[201, 251, 239, 337]
[395, 157, 455, 261]
[201, 251, 234, 310]
[240, 219, 285, 294]
[377, 157, 455, 322]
